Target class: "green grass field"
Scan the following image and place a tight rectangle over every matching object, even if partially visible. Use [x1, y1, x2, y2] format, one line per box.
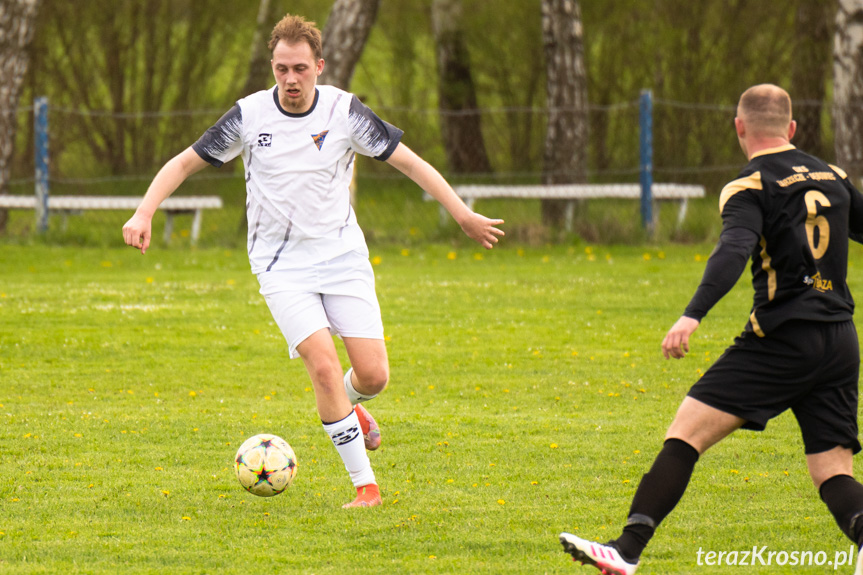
[1, 242, 859, 574]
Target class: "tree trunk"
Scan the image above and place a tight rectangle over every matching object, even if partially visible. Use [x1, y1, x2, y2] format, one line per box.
[791, 1, 831, 159]
[432, 0, 491, 174]
[0, 0, 40, 232]
[318, 0, 380, 90]
[240, 0, 278, 98]
[541, 0, 588, 228]
[834, 0, 863, 181]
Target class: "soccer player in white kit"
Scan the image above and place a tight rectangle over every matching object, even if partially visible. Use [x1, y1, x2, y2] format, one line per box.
[122, 14, 504, 508]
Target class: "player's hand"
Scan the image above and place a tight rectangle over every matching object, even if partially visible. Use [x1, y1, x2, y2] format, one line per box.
[122, 213, 153, 255]
[458, 212, 505, 249]
[662, 316, 700, 359]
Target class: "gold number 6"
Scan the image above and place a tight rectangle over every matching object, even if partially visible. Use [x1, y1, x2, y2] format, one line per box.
[805, 190, 831, 259]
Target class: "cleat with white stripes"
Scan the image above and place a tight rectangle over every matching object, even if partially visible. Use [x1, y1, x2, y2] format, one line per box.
[559, 532, 639, 575]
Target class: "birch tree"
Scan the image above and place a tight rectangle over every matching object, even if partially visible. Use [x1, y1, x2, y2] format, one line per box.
[834, 0, 863, 180]
[318, 0, 380, 90]
[541, 0, 588, 228]
[0, 0, 40, 231]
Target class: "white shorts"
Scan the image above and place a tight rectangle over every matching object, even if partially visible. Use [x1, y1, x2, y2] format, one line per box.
[257, 250, 384, 359]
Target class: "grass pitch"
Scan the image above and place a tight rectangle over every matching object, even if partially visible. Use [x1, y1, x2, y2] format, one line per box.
[0, 243, 858, 574]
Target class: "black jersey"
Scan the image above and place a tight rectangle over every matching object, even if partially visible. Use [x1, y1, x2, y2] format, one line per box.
[718, 144, 863, 336]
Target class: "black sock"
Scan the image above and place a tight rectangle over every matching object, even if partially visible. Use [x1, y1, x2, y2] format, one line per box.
[612, 438, 699, 562]
[820, 474, 863, 547]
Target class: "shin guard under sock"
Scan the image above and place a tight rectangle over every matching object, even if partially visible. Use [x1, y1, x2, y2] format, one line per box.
[820, 474, 863, 547]
[613, 438, 699, 561]
[322, 410, 376, 488]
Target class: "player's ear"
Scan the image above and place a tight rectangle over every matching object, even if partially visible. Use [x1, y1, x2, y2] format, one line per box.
[316, 59, 325, 76]
[734, 117, 745, 138]
[787, 120, 797, 142]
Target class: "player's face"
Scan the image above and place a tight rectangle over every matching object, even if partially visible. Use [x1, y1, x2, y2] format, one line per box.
[271, 40, 324, 114]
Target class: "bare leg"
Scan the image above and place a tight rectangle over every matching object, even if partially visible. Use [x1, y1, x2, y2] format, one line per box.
[342, 336, 389, 398]
[665, 396, 746, 453]
[296, 328, 352, 422]
[807, 445, 853, 488]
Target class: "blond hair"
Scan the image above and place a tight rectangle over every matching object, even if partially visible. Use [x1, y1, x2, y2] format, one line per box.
[268, 14, 322, 60]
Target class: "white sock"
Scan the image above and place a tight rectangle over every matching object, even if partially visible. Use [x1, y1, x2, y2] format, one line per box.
[322, 410, 376, 488]
[343, 367, 376, 406]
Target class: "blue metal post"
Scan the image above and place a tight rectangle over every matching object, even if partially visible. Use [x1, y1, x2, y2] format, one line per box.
[639, 89, 654, 235]
[34, 96, 50, 233]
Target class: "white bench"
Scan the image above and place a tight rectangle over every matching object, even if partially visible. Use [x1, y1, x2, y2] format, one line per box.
[0, 195, 223, 245]
[429, 183, 705, 230]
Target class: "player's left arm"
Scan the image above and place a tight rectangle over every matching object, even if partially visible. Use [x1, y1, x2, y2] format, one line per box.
[827, 163, 863, 244]
[846, 183, 863, 245]
[385, 143, 505, 249]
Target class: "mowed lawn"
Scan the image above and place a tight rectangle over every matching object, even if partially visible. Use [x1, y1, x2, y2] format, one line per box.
[0, 243, 860, 574]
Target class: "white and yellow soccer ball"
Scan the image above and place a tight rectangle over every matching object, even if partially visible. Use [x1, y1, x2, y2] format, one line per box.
[234, 434, 298, 497]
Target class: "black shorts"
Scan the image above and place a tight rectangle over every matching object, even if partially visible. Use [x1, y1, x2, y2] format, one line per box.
[688, 319, 861, 455]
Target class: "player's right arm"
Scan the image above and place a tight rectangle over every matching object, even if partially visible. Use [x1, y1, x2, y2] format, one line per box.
[122, 147, 209, 254]
[663, 185, 761, 359]
[660, 229, 754, 360]
[661, 316, 701, 359]
[124, 104, 243, 254]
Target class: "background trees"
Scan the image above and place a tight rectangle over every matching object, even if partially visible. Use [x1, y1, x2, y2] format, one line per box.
[7, 0, 859, 206]
[27, 0, 255, 176]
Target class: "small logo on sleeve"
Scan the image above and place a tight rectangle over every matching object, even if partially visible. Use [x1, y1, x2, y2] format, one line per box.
[257, 133, 272, 147]
[311, 130, 329, 151]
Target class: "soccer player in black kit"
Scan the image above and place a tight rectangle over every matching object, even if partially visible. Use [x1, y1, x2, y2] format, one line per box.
[559, 84, 863, 575]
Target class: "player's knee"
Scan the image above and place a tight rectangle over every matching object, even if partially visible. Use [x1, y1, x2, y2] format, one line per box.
[356, 365, 389, 395]
[807, 445, 854, 489]
[308, 362, 344, 391]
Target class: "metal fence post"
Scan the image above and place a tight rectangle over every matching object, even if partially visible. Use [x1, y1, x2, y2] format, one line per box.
[34, 96, 50, 233]
[639, 89, 653, 235]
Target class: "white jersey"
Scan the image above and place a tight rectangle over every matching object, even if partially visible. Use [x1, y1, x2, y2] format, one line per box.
[192, 85, 403, 273]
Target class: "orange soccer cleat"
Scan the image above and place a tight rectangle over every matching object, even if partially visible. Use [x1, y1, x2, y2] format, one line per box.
[354, 404, 381, 451]
[342, 484, 382, 509]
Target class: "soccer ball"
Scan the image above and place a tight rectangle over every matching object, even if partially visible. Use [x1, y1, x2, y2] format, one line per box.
[234, 434, 298, 497]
